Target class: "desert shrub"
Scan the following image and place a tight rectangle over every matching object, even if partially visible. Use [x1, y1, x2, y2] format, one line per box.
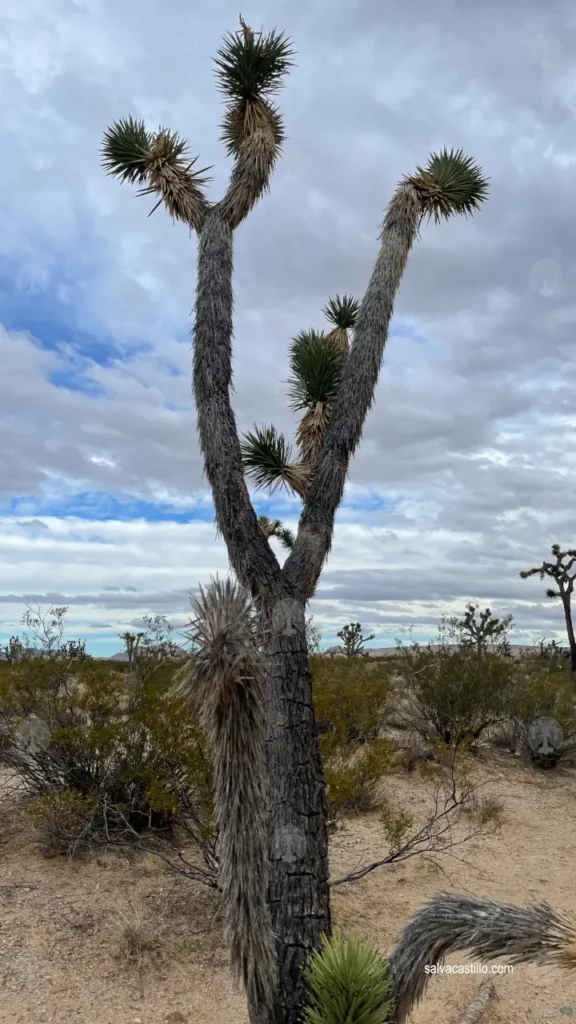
[323, 739, 403, 829]
[27, 789, 98, 856]
[392, 642, 517, 748]
[0, 654, 216, 872]
[506, 666, 576, 760]
[312, 656, 390, 745]
[112, 904, 168, 966]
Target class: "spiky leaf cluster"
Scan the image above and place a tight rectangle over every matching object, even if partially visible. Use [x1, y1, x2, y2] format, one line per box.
[240, 425, 309, 496]
[214, 19, 294, 157]
[214, 20, 294, 103]
[402, 148, 490, 223]
[241, 294, 359, 496]
[257, 515, 295, 551]
[323, 294, 360, 330]
[287, 331, 347, 412]
[101, 118, 211, 228]
[101, 116, 153, 184]
[303, 928, 393, 1024]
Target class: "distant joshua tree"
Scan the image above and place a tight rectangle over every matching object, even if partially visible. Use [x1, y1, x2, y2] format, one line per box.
[337, 622, 375, 657]
[521, 544, 576, 673]
[447, 602, 514, 655]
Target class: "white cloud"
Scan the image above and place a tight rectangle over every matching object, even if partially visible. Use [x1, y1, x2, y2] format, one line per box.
[1, 0, 575, 652]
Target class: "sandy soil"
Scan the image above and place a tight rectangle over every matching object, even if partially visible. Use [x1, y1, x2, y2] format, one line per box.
[1, 752, 575, 1024]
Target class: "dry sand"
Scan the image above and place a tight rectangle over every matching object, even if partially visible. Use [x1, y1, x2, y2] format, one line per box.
[1, 752, 575, 1023]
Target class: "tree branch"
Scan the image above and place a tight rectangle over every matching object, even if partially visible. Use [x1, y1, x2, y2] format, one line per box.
[282, 187, 421, 600]
[218, 118, 279, 230]
[452, 981, 498, 1024]
[192, 209, 284, 599]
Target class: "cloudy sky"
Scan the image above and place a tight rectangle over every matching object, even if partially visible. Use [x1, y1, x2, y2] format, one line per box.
[1, 0, 575, 655]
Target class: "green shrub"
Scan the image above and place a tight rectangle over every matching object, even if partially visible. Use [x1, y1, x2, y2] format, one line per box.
[506, 666, 576, 758]
[27, 789, 98, 856]
[393, 643, 517, 748]
[0, 654, 216, 870]
[312, 657, 390, 745]
[322, 739, 403, 830]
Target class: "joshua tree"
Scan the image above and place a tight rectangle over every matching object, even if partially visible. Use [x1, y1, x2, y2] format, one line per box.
[520, 544, 576, 673]
[448, 602, 514, 655]
[102, 17, 488, 1024]
[337, 621, 375, 657]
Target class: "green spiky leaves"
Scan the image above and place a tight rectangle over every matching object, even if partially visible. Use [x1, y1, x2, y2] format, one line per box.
[403, 148, 490, 223]
[257, 515, 295, 551]
[215, 18, 294, 160]
[240, 425, 310, 497]
[287, 331, 347, 412]
[214, 18, 294, 104]
[302, 929, 394, 1024]
[323, 294, 360, 331]
[101, 118, 211, 230]
[101, 116, 153, 184]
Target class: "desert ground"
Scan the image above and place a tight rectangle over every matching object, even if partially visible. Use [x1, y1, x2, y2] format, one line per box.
[1, 752, 575, 1024]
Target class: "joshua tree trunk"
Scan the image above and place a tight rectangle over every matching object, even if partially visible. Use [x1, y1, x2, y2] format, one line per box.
[258, 608, 331, 1024]
[561, 593, 576, 673]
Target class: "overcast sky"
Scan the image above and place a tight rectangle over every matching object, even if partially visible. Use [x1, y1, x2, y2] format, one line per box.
[1, 0, 575, 655]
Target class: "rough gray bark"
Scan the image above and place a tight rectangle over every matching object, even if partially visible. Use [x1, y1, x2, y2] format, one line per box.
[193, 209, 285, 599]
[257, 603, 331, 1024]
[561, 590, 576, 673]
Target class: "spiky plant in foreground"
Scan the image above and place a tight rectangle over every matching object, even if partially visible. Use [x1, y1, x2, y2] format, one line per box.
[303, 929, 393, 1024]
[103, 19, 488, 1023]
[172, 578, 276, 1013]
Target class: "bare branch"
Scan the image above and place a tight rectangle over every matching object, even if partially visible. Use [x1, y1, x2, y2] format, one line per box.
[452, 981, 498, 1024]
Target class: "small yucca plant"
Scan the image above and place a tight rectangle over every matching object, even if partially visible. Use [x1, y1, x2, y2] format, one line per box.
[303, 928, 394, 1024]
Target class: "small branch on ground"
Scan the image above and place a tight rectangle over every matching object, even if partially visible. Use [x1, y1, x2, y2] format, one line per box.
[452, 980, 498, 1023]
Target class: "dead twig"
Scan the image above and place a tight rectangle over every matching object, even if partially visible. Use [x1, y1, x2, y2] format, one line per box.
[452, 980, 498, 1023]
